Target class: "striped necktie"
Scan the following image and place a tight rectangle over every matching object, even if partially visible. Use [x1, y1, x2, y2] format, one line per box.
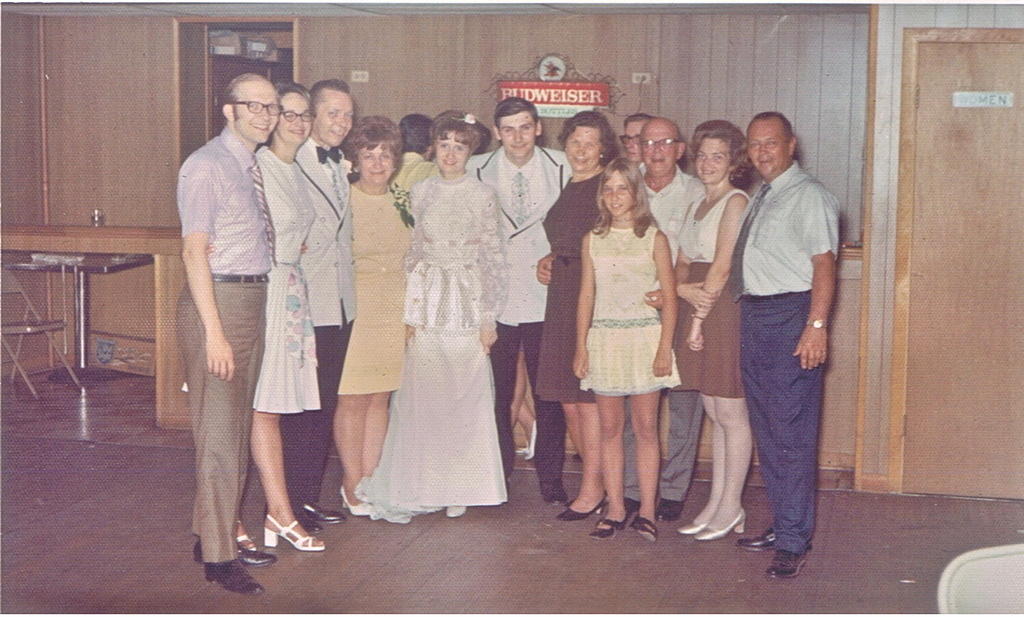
[727, 182, 770, 301]
[249, 162, 276, 265]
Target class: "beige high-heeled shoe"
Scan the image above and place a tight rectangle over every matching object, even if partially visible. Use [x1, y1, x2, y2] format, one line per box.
[693, 509, 745, 541]
[263, 514, 325, 551]
[677, 520, 710, 535]
[341, 486, 374, 517]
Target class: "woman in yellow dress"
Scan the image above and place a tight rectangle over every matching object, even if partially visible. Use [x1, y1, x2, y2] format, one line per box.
[334, 116, 413, 515]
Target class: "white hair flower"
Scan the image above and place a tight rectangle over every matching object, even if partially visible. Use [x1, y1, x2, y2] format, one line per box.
[464, 114, 476, 124]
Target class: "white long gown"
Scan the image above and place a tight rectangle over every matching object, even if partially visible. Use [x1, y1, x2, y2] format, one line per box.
[251, 148, 320, 413]
[357, 173, 508, 523]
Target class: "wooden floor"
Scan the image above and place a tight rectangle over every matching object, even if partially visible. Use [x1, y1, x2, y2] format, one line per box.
[2, 374, 1022, 613]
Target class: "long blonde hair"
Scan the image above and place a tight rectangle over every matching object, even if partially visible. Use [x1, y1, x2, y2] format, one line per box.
[592, 157, 653, 238]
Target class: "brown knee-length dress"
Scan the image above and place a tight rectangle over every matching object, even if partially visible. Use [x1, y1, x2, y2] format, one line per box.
[536, 174, 602, 403]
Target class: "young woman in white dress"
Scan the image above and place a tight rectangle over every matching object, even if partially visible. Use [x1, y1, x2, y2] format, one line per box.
[357, 110, 508, 523]
[250, 83, 324, 551]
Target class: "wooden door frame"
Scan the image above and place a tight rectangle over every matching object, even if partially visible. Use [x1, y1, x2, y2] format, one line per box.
[890, 27, 1024, 493]
[172, 16, 298, 168]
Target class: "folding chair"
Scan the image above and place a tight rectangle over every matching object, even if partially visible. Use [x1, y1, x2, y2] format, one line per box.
[1, 271, 83, 397]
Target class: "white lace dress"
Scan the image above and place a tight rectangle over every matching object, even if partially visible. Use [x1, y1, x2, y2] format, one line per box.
[357, 174, 509, 523]
[252, 149, 320, 413]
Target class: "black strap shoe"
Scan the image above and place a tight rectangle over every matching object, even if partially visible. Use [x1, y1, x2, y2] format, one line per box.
[630, 515, 658, 542]
[655, 498, 684, 521]
[204, 560, 264, 595]
[736, 528, 776, 551]
[556, 499, 606, 521]
[303, 503, 346, 524]
[766, 549, 807, 579]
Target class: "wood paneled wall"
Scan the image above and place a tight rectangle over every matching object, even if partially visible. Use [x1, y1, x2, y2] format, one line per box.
[3, 8, 866, 473]
[857, 5, 1024, 489]
[660, 13, 868, 243]
[41, 17, 179, 228]
[2, 13, 44, 226]
[297, 11, 867, 243]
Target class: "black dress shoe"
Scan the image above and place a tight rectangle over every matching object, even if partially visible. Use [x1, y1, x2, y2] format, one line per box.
[303, 503, 346, 524]
[193, 539, 276, 568]
[204, 560, 264, 595]
[766, 549, 807, 579]
[238, 544, 277, 567]
[298, 515, 323, 534]
[556, 499, 606, 521]
[655, 498, 684, 521]
[623, 497, 641, 516]
[541, 484, 569, 504]
[736, 528, 776, 551]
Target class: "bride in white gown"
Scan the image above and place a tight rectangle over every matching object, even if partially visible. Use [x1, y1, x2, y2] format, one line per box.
[357, 111, 508, 523]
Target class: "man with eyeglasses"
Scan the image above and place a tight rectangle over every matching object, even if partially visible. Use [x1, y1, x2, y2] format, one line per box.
[285, 79, 356, 529]
[623, 116, 707, 522]
[468, 97, 570, 504]
[177, 73, 280, 594]
[620, 112, 654, 164]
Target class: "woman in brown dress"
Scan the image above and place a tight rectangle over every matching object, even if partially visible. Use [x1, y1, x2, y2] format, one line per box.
[536, 111, 619, 521]
[672, 120, 753, 541]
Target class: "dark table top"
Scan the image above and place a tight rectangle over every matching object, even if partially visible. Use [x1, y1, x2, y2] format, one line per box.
[2, 250, 154, 274]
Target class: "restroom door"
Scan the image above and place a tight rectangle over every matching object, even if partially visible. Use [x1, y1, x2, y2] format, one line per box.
[895, 28, 1024, 499]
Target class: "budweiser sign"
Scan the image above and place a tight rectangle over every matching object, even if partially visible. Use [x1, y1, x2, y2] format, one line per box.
[498, 81, 610, 118]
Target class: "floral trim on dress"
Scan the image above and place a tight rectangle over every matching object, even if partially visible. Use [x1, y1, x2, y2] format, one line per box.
[283, 263, 317, 366]
[591, 317, 661, 329]
[390, 183, 415, 228]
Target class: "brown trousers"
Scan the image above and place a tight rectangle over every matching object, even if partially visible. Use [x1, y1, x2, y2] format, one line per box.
[178, 281, 266, 563]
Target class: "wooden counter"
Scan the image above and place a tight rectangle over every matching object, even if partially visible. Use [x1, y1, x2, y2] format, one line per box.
[3, 226, 188, 428]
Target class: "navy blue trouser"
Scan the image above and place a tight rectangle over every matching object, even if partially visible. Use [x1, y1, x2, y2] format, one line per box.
[740, 291, 821, 555]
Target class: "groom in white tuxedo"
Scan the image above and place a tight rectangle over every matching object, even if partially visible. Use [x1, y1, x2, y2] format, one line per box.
[282, 79, 356, 530]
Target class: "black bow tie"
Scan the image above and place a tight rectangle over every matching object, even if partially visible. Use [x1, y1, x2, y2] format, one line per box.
[316, 146, 342, 165]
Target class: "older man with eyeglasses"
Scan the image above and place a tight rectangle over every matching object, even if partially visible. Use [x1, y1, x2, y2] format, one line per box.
[619, 113, 654, 164]
[625, 116, 707, 523]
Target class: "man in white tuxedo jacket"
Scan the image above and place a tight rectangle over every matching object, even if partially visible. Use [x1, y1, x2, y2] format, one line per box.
[282, 79, 355, 529]
[468, 97, 571, 504]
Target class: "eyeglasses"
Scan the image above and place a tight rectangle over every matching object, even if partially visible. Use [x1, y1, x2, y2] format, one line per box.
[640, 138, 683, 150]
[231, 100, 283, 116]
[619, 134, 642, 146]
[281, 110, 315, 123]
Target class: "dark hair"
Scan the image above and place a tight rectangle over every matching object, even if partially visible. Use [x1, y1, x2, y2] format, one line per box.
[275, 81, 309, 101]
[592, 158, 653, 238]
[472, 121, 492, 155]
[691, 119, 753, 190]
[494, 97, 539, 125]
[431, 110, 481, 153]
[749, 111, 794, 139]
[223, 73, 274, 105]
[558, 110, 619, 162]
[343, 116, 403, 172]
[309, 79, 351, 109]
[399, 113, 433, 154]
[624, 112, 654, 129]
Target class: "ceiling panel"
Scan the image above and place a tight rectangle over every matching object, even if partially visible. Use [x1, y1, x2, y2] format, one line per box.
[0, 2, 870, 17]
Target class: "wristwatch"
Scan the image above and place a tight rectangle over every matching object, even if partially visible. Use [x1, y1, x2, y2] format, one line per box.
[807, 319, 826, 329]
